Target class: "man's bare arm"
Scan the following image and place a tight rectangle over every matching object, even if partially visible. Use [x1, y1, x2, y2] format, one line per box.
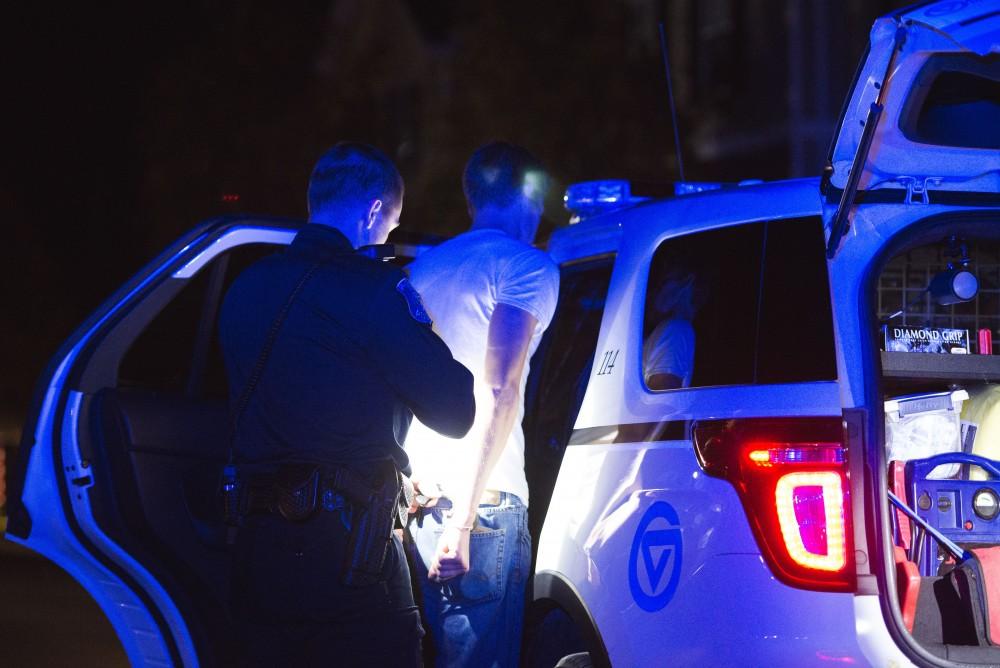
[429, 303, 537, 580]
[460, 303, 536, 525]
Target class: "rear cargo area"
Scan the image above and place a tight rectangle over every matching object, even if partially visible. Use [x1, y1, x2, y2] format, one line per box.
[875, 228, 1000, 663]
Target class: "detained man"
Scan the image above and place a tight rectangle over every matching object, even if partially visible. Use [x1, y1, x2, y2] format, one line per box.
[405, 142, 559, 667]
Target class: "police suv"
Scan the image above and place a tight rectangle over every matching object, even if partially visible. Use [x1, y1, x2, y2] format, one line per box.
[6, 1, 1000, 666]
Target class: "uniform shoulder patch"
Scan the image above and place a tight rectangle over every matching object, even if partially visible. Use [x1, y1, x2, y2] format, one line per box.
[396, 278, 433, 325]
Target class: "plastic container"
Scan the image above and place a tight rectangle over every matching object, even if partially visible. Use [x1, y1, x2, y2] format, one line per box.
[885, 389, 969, 478]
[961, 384, 1000, 480]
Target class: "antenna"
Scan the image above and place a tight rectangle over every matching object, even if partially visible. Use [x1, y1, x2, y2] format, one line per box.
[658, 21, 686, 182]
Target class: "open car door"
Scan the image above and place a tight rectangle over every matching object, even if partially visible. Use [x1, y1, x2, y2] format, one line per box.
[5, 218, 300, 667]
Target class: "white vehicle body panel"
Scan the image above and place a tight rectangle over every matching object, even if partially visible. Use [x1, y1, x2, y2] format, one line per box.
[540, 181, 1000, 665]
[173, 227, 296, 278]
[537, 442, 866, 666]
[540, 178, 907, 666]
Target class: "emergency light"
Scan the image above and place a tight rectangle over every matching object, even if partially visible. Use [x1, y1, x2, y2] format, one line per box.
[673, 181, 723, 195]
[563, 180, 646, 222]
[564, 179, 751, 222]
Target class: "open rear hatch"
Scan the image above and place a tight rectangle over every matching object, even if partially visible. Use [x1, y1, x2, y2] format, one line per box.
[823, 1, 1000, 664]
[823, 1, 1000, 210]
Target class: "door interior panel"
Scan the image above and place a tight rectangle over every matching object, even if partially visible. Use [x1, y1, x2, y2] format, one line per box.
[86, 387, 235, 666]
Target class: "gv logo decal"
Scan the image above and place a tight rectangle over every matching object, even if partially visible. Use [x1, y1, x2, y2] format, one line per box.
[628, 501, 683, 612]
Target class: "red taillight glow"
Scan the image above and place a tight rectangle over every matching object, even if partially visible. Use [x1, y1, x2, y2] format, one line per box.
[775, 472, 846, 572]
[695, 418, 854, 592]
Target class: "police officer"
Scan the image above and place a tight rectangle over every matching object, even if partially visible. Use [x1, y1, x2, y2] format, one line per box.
[218, 142, 475, 667]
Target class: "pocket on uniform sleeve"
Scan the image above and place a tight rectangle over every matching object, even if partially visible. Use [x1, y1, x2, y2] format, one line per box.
[447, 527, 505, 605]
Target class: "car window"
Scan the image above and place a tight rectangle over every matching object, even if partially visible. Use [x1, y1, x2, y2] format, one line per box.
[118, 243, 282, 398]
[642, 216, 836, 390]
[901, 54, 1000, 150]
[644, 223, 762, 389]
[756, 217, 838, 383]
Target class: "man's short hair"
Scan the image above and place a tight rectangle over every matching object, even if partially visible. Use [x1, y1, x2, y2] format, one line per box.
[462, 141, 546, 212]
[307, 142, 403, 222]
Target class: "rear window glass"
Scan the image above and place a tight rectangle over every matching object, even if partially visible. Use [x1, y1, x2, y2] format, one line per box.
[642, 216, 836, 390]
[757, 218, 838, 384]
[902, 55, 1000, 150]
[119, 244, 282, 398]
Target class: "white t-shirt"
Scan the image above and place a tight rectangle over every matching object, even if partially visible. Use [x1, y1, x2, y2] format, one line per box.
[404, 228, 560, 506]
[643, 318, 695, 388]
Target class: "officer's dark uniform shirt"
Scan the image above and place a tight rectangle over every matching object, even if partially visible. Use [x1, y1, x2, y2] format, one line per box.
[218, 224, 474, 474]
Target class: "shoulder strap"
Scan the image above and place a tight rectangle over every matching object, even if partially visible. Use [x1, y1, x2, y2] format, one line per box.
[227, 261, 323, 464]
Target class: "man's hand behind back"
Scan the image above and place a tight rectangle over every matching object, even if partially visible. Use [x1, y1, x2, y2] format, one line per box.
[428, 526, 471, 581]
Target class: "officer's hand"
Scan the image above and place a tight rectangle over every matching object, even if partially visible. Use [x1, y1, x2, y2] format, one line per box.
[410, 478, 441, 512]
[428, 526, 471, 581]
[399, 474, 416, 513]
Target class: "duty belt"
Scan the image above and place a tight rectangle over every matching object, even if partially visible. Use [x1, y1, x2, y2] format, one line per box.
[232, 459, 406, 587]
[242, 464, 375, 519]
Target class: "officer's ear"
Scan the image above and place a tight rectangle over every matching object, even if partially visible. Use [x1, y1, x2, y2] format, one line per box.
[366, 199, 384, 231]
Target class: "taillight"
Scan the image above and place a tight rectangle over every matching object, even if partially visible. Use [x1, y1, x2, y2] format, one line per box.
[694, 418, 855, 592]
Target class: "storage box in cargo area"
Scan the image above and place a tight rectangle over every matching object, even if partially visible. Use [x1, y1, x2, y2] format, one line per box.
[886, 389, 969, 479]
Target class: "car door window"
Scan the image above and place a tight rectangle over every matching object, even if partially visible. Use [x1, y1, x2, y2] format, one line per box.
[644, 223, 763, 389]
[118, 244, 280, 398]
[755, 216, 837, 383]
[643, 216, 835, 390]
[901, 54, 1000, 150]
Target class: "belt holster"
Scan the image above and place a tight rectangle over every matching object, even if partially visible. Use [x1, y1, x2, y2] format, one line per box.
[341, 459, 403, 587]
[224, 459, 405, 587]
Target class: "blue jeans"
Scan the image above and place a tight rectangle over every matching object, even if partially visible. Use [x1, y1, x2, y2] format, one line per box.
[407, 493, 530, 668]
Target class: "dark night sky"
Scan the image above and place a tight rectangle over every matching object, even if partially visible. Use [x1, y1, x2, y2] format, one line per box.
[2, 1, 908, 427]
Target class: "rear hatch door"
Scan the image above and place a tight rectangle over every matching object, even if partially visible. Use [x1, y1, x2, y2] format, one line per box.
[825, 1, 1000, 203]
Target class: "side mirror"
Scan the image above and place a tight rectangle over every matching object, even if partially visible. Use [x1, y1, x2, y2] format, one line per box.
[929, 268, 979, 306]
